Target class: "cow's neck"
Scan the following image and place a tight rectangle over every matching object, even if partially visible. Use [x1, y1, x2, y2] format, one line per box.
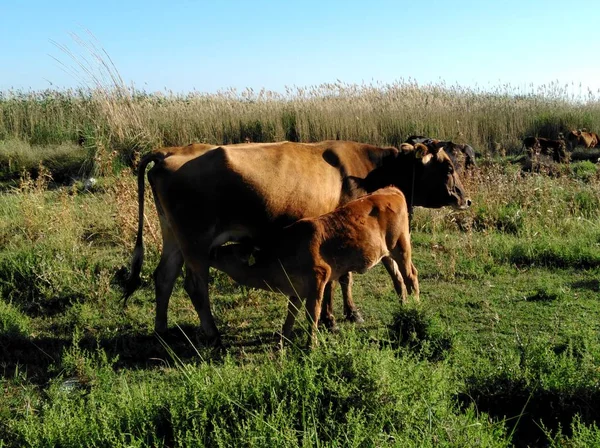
[357, 150, 418, 202]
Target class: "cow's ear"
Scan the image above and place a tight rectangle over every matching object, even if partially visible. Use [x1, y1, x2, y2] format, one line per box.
[414, 143, 428, 159]
[429, 140, 445, 155]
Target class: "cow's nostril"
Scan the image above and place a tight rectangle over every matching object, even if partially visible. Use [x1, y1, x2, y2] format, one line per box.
[466, 199, 472, 207]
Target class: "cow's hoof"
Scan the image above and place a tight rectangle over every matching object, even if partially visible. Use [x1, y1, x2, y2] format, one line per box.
[207, 335, 222, 348]
[345, 310, 365, 324]
[319, 316, 339, 333]
[198, 332, 222, 348]
[154, 324, 168, 335]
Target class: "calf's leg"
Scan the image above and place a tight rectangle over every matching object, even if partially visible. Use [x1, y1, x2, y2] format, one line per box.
[339, 273, 364, 323]
[381, 256, 408, 303]
[305, 267, 331, 348]
[318, 282, 339, 331]
[390, 234, 419, 301]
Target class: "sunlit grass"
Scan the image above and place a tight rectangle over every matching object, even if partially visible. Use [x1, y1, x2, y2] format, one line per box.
[1, 159, 600, 445]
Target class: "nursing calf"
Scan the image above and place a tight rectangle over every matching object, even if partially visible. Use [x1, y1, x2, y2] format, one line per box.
[124, 140, 469, 343]
[211, 187, 418, 347]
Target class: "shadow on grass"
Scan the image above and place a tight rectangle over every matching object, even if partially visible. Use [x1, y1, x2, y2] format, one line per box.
[0, 325, 279, 384]
[20, 294, 83, 318]
[525, 289, 561, 302]
[571, 279, 599, 292]
[457, 376, 600, 447]
[384, 308, 452, 362]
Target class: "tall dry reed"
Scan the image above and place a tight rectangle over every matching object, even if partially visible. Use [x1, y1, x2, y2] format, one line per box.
[2, 81, 600, 157]
[2, 33, 600, 156]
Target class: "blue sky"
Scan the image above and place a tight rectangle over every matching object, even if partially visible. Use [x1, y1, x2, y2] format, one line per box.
[2, 0, 599, 95]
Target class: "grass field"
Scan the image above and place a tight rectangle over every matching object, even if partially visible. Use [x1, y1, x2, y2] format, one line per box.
[2, 83, 600, 446]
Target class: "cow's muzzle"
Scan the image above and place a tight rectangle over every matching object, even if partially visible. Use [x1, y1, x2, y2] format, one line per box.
[453, 197, 472, 210]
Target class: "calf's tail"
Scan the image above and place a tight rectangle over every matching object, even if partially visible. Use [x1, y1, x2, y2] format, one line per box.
[123, 151, 166, 305]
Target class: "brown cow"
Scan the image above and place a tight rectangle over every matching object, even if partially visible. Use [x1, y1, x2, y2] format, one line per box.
[537, 136, 568, 163]
[523, 136, 569, 163]
[125, 140, 470, 342]
[566, 130, 600, 150]
[210, 186, 418, 347]
[522, 136, 538, 152]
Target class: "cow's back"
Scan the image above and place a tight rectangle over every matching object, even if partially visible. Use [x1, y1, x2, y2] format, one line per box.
[150, 140, 386, 247]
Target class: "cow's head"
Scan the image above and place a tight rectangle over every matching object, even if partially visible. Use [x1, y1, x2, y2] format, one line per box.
[407, 142, 471, 210]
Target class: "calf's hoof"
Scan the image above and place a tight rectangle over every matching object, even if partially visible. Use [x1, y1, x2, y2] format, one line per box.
[345, 310, 365, 324]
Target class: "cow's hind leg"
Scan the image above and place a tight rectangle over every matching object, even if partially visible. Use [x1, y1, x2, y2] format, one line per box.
[152, 212, 185, 333]
[339, 272, 364, 324]
[183, 256, 220, 344]
[153, 239, 184, 333]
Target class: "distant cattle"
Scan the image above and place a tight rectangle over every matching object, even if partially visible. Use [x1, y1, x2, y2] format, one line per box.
[537, 137, 568, 163]
[522, 136, 538, 151]
[405, 135, 431, 146]
[124, 140, 470, 342]
[523, 136, 569, 163]
[566, 130, 600, 150]
[439, 141, 477, 173]
[210, 187, 419, 347]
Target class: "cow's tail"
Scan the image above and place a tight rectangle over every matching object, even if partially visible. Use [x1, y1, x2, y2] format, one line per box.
[123, 150, 166, 306]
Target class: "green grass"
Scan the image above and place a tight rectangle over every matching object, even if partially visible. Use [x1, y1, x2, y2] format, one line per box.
[2, 154, 600, 446]
[0, 138, 91, 185]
